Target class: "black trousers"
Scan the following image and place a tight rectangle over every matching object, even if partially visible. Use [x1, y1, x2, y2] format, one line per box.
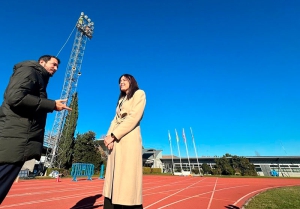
[0, 162, 24, 205]
[104, 197, 143, 209]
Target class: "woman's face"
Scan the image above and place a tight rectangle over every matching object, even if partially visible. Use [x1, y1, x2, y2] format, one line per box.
[119, 76, 130, 93]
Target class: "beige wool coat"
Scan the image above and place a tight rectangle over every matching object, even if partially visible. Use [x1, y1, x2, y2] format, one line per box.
[103, 89, 146, 205]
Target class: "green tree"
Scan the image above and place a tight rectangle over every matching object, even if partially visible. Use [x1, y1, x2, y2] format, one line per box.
[57, 93, 79, 169]
[211, 167, 222, 175]
[238, 157, 257, 176]
[73, 131, 103, 171]
[224, 153, 232, 157]
[214, 154, 257, 176]
[231, 155, 241, 174]
[201, 163, 211, 174]
[215, 155, 235, 175]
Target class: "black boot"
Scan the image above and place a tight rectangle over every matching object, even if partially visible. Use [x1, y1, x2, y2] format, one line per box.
[104, 197, 114, 209]
[104, 198, 124, 209]
[123, 205, 143, 209]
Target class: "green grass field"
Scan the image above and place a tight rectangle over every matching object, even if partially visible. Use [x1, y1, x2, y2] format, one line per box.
[244, 186, 300, 209]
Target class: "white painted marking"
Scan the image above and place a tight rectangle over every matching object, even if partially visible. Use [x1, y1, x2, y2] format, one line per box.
[144, 178, 206, 209]
[206, 178, 218, 209]
[0, 191, 98, 208]
[157, 185, 249, 208]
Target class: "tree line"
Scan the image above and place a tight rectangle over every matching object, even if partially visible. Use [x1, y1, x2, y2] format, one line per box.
[201, 153, 257, 176]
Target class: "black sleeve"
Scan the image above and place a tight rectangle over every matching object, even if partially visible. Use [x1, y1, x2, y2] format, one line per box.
[5, 67, 56, 113]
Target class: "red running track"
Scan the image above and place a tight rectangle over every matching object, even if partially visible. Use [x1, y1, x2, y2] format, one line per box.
[0, 176, 299, 209]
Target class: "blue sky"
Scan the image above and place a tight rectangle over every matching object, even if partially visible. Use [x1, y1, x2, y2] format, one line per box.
[1, 1, 299, 157]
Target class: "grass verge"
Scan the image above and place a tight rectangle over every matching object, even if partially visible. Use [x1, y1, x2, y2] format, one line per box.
[244, 186, 300, 209]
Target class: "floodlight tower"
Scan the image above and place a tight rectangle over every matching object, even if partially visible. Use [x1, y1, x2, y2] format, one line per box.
[44, 12, 94, 168]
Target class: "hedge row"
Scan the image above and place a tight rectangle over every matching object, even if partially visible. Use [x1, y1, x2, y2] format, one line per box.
[143, 167, 161, 174]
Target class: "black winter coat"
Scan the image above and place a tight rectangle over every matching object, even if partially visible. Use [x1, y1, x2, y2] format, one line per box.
[0, 61, 56, 163]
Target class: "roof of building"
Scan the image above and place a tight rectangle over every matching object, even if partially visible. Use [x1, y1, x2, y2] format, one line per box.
[161, 156, 300, 160]
[161, 155, 179, 159]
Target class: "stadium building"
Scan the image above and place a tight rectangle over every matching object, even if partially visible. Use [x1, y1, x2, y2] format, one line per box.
[142, 148, 300, 177]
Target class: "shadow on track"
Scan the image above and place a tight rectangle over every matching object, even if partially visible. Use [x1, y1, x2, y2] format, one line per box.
[225, 204, 240, 209]
[70, 194, 102, 209]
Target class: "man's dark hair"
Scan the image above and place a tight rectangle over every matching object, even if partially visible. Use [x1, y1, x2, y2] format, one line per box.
[38, 55, 61, 64]
[117, 74, 139, 103]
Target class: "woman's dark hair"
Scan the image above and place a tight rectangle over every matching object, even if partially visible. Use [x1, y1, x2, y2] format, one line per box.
[117, 74, 139, 104]
[38, 55, 61, 64]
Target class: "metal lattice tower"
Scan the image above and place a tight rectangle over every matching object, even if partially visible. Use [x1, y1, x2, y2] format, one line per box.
[44, 12, 94, 168]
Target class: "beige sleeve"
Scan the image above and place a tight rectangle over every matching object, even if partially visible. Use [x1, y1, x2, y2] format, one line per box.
[106, 115, 117, 136]
[112, 90, 146, 140]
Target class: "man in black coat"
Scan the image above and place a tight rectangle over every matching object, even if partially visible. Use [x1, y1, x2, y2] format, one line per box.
[0, 55, 71, 204]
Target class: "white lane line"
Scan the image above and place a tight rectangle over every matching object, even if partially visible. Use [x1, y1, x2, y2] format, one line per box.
[7, 185, 102, 197]
[206, 177, 218, 209]
[144, 182, 228, 198]
[13, 179, 100, 186]
[0, 191, 100, 208]
[144, 178, 206, 209]
[144, 178, 200, 191]
[157, 184, 249, 209]
[10, 182, 104, 192]
[144, 184, 217, 197]
[143, 179, 174, 186]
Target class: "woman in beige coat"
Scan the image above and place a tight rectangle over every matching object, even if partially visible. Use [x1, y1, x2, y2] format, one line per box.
[103, 74, 146, 209]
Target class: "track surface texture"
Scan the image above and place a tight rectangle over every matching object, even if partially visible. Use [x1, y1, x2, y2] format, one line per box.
[1, 176, 299, 209]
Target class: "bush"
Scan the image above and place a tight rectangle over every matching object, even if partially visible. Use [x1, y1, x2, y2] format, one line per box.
[143, 167, 162, 174]
[211, 168, 221, 175]
[192, 168, 200, 174]
[151, 168, 162, 174]
[143, 167, 151, 174]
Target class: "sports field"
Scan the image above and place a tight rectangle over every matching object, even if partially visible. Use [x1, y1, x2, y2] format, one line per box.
[0, 176, 299, 209]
